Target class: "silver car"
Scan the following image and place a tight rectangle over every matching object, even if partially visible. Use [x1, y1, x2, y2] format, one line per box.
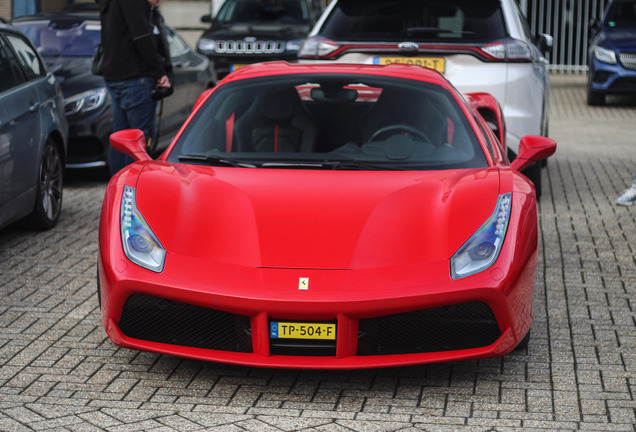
[0, 22, 68, 230]
[299, 0, 552, 195]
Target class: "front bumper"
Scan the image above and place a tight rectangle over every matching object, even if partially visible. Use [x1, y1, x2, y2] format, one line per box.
[98, 250, 536, 369]
[65, 105, 112, 168]
[589, 58, 636, 94]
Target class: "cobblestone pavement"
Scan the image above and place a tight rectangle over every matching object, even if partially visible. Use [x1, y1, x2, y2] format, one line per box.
[1, 77, 635, 431]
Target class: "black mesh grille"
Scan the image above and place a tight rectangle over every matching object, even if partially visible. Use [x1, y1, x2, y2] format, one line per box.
[357, 302, 501, 356]
[609, 77, 636, 92]
[119, 294, 252, 353]
[591, 71, 612, 84]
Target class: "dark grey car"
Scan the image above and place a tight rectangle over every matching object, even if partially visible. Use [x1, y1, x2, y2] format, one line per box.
[0, 22, 68, 230]
[13, 8, 216, 170]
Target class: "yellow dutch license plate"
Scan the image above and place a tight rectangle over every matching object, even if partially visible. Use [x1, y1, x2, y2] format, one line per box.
[270, 322, 336, 340]
[374, 56, 445, 73]
[230, 64, 247, 72]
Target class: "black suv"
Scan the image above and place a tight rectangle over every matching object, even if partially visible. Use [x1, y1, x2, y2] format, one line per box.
[197, 0, 321, 79]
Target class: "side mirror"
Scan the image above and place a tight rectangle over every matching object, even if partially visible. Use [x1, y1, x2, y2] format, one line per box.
[588, 18, 600, 41]
[537, 33, 553, 56]
[201, 14, 214, 24]
[589, 18, 600, 31]
[110, 129, 152, 162]
[510, 136, 556, 172]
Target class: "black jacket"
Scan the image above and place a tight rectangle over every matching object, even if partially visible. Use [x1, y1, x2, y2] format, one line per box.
[96, 0, 166, 82]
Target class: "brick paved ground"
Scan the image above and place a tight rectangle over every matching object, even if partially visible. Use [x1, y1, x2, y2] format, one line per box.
[1, 77, 635, 431]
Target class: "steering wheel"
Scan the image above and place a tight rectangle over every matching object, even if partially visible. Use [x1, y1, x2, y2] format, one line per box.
[369, 124, 431, 143]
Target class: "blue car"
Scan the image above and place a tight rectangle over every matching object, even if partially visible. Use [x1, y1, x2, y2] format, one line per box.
[587, 0, 636, 105]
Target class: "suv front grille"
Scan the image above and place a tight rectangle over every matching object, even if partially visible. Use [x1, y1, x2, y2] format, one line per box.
[214, 40, 286, 55]
[619, 52, 636, 71]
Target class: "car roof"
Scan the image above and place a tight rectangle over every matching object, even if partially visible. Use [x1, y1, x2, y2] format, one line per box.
[223, 61, 453, 87]
[0, 21, 36, 36]
[12, 11, 100, 24]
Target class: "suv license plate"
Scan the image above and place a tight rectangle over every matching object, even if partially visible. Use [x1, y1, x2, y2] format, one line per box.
[374, 56, 445, 73]
[270, 322, 336, 340]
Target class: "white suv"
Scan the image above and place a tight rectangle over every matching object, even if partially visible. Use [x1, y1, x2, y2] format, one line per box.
[299, 0, 552, 195]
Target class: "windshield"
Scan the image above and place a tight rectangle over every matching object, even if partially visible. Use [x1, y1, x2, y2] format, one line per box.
[217, 0, 310, 24]
[168, 73, 487, 171]
[605, 0, 636, 28]
[14, 19, 101, 57]
[320, 0, 506, 43]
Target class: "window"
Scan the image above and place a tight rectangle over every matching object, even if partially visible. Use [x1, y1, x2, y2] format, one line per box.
[0, 36, 26, 92]
[6, 34, 43, 79]
[166, 28, 189, 58]
[321, 0, 507, 43]
[217, 0, 309, 24]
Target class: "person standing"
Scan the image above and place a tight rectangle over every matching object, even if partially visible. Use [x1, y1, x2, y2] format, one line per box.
[96, 0, 171, 176]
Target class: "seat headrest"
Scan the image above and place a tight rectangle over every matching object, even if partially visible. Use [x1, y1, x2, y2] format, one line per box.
[258, 88, 298, 121]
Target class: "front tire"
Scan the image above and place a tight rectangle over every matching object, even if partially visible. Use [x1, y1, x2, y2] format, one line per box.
[28, 139, 63, 230]
[515, 329, 531, 351]
[510, 149, 543, 199]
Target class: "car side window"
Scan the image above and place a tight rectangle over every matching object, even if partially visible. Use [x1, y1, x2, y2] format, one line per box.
[166, 28, 189, 58]
[470, 111, 495, 158]
[0, 36, 27, 93]
[6, 34, 44, 80]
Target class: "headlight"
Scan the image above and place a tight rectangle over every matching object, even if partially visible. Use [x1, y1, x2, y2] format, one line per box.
[593, 46, 617, 64]
[451, 193, 511, 279]
[64, 88, 107, 116]
[120, 186, 166, 272]
[198, 38, 216, 52]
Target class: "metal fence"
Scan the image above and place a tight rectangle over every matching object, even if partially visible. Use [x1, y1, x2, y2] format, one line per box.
[525, 0, 609, 74]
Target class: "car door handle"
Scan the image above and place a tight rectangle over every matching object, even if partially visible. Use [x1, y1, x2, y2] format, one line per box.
[29, 102, 41, 113]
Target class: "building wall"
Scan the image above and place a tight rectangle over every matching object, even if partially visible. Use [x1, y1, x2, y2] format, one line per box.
[42, 0, 69, 13]
[0, 0, 11, 20]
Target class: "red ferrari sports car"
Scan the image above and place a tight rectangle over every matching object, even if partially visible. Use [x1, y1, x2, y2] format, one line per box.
[98, 62, 555, 369]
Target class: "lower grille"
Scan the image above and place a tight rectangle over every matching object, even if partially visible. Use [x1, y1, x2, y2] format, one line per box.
[609, 77, 636, 92]
[119, 294, 252, 353]
[591, 70, 612, 84]
[357, 302, 501, 356]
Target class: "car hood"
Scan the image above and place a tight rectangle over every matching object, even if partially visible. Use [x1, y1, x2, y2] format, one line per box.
[134, 164, 501, 270]
[597, 28, 636, 50]
[43, 55, 104, 96]
[202, 23, 310, 41]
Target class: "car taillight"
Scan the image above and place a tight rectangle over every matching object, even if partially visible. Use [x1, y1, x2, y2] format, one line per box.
[481, 38, 532, 62]
[298, 36, 340, 58]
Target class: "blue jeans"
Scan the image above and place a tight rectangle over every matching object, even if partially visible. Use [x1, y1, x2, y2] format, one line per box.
[106, 77, 156, 176]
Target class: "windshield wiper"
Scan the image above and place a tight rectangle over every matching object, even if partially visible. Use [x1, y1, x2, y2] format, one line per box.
[261, 160, 403, 171]
[178, 154, 256, 168]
